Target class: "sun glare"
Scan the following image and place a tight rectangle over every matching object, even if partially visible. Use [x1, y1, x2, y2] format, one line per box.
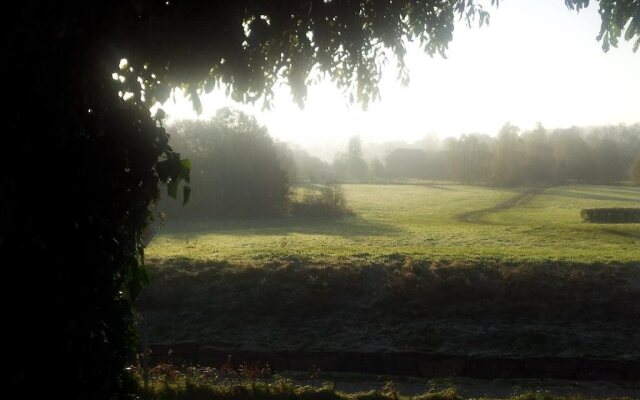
[160, 0, 639, 156]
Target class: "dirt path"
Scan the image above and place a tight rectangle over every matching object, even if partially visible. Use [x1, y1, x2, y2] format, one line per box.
[455, 187, 546, 224]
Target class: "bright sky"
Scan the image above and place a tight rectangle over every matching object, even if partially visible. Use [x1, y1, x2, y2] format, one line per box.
[160, 0, 640, 158]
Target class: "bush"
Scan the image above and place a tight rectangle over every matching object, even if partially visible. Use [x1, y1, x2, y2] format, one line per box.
[292, 184, 353, 217]
[160, 109, 291, 219]
[581, 208, 640, 223]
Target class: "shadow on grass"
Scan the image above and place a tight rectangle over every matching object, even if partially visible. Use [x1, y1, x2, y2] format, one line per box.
[600, 227, 640, 239]
[545, 188, 640, 203]
[159, 215, 405, 238]
[574, 185, 640, 195]
[360, 181, 460, 191]
[137, 260, 640, 363]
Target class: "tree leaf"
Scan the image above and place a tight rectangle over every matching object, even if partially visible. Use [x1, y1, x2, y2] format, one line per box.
[181, 158, 192, 183]
[182, 186, 191, 206]
[167, 180, 178, 199]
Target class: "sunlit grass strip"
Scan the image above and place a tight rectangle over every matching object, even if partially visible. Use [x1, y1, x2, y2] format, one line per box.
[147, 184, 640, 264]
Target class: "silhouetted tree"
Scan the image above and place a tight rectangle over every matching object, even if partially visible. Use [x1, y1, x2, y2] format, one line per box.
[163, 109, 290, 218]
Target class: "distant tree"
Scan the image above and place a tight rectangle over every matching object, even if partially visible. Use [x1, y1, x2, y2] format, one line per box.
[423, 151, 450, 180]
[550, 127, 595, 182]
[630, 151, 640, 185]
[386, 148, 429, 179]
[521, 123, 555, 184]
[292, 148, 334, 183]
[585, 125, 640, 183]
[348, 136, 364, 160]
[332, 152, 350, 181]
[349, 158, 370, 181]
[337, 136, 369, 181]
[591, 135, 624, 182]
[371, 158, 387, 178]
[164, 109, 290, 218]
[613, 124, 640, 173]
[446, 134, 492, 184]
[491, 123, 523, 186]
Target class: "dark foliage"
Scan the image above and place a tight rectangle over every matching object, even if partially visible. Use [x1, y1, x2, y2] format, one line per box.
[5, 4, 187, 399]
[161, 109, 290, 219]
[581, 208, 640, 223]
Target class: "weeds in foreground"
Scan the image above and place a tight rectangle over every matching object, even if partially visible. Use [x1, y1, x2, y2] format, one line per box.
[127, 360, 633, 400]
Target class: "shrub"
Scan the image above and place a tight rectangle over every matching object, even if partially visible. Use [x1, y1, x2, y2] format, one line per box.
[292, 184, 353, 217]
[580, 208, 640, 223]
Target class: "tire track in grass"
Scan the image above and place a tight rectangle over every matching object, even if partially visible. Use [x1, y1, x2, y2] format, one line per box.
[600, 228, 640, 240]
[455, 187, 545, 224]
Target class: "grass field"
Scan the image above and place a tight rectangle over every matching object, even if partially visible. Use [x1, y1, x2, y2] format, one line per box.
[146, 183, 640, 264]
[139, 183, 640, 372]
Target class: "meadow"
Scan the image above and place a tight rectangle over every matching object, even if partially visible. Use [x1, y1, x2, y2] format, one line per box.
[147, 183, 640, 264]
[138, 183, 640, 370]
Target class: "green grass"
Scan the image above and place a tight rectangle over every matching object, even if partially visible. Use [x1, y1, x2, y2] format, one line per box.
[139, 183, 640, 375]
[147, 184, 640, 264]
[137, 261, 640, 358]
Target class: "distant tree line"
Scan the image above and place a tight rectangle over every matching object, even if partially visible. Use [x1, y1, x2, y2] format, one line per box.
[292, 123, 640, 187]
[443, 123, 640, 186]
[160, 118, 639, 220]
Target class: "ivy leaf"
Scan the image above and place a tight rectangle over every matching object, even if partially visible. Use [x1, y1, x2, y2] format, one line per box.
[182, 186, 191, 206]
[167, 179, 178, 199]
[156, 159, 172, 182]
[181, 159, 192, 184]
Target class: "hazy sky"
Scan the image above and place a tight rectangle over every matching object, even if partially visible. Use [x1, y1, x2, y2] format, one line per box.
[161, 0, 640, 156]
